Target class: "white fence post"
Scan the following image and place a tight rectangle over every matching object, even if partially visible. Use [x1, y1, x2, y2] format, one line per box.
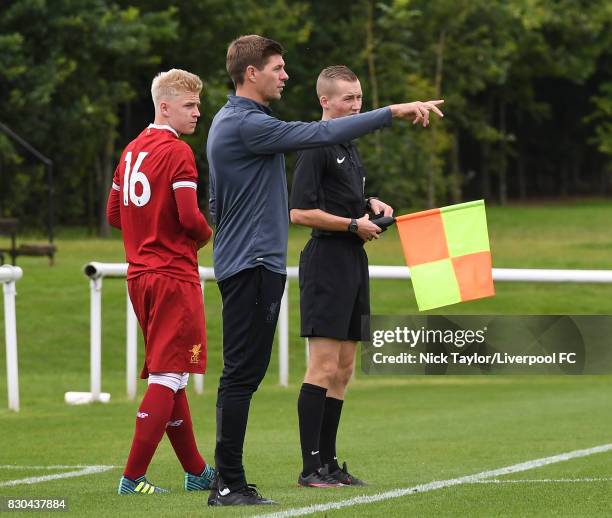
[1, 265, 22, 412]
[65, 264, 118, 404]
[90, 277, 102, 402]
[4, 281, 19, 412]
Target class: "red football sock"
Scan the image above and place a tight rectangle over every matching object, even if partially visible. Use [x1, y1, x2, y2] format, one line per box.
[166, 388, 206, 475]
[123, 383, 175, 480]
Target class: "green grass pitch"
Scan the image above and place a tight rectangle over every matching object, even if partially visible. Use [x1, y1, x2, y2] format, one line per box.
[1, 201, 612, 516]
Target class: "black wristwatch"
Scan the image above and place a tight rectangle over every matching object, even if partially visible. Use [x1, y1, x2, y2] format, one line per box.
[348, 218, 358, 234]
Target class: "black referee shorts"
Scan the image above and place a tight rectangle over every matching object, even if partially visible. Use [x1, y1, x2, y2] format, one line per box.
[298, 236, 369, 342]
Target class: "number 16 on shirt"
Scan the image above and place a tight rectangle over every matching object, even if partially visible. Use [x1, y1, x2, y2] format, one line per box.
[123, 151, 151, 207]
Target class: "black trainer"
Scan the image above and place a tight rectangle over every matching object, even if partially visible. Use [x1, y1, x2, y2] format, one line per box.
[207, 477, 276, 506]
[298, 468, 343, 488]
[322, 462, 366, 486]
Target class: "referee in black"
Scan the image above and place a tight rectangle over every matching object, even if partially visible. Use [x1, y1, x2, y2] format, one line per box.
[290, 65, 394, 488]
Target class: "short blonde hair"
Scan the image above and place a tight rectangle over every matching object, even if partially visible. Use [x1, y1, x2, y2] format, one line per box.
[151, 68, 203, 105]
[316, 65, 359, 98]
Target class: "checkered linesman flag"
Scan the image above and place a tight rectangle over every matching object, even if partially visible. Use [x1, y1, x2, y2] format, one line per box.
[396, 199, 495, 311]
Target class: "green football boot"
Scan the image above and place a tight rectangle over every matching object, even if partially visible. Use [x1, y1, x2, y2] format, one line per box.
[118, 475, 169, 495]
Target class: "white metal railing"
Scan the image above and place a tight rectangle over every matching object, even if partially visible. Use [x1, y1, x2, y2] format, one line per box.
[76, 262, 612, 403]
[66, 263, 214, 404]
[1, 264, 23, 411]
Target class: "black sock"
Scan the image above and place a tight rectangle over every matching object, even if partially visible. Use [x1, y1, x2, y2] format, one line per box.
[298, 383, 327, 476]
[320, 397, 343, 472]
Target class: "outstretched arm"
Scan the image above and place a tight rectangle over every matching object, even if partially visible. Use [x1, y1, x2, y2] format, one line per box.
[241, 100, 444, 155]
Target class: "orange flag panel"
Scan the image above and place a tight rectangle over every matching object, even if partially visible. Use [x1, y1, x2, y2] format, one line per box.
[396, 209, 449, 267]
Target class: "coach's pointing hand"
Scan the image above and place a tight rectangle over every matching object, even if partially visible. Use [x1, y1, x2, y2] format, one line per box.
[389, 100, 444, 127]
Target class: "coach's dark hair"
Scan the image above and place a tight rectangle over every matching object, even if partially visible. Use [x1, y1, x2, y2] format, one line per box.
[226, 35, 285, 87]
[316, 65, 359, 97]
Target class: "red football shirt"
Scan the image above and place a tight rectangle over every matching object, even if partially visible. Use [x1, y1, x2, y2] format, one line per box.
[110, 124, 208, 284]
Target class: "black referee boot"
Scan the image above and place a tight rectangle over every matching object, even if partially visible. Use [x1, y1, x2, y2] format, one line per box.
[322, 462, 366, 486]
[298, 468, 343, 488]
[207, 476, 277, 506]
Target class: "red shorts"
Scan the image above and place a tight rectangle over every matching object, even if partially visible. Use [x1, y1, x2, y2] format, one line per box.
[127, 273, 207, 378]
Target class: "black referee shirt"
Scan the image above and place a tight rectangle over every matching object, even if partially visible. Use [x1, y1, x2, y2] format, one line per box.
[290, 140, 367, 239]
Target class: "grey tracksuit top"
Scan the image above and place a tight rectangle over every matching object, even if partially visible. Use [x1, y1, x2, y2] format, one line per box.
[207, 95, 392, 282]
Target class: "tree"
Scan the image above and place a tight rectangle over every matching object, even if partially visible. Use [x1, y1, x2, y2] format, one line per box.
[0, 1, 176, 233]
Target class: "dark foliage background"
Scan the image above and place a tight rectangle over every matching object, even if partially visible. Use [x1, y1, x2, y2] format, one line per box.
[1, 0, 611, 234]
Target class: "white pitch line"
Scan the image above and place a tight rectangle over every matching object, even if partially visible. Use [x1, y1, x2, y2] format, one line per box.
[0, 465, 116, 487]
[255, 443, 612, 518]
[0, 465, 118, 470]
[470, 477, 612, 484]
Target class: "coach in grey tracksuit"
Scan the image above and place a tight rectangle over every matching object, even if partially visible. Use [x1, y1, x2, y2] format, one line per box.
[206, 35, 443, 506]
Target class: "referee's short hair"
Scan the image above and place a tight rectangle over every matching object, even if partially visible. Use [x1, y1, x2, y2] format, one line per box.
[316, 65, 359, 97]
[226, 35, 284, 87]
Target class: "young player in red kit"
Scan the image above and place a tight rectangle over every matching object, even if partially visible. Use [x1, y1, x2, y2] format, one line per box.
[106, 69, 215, 495]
